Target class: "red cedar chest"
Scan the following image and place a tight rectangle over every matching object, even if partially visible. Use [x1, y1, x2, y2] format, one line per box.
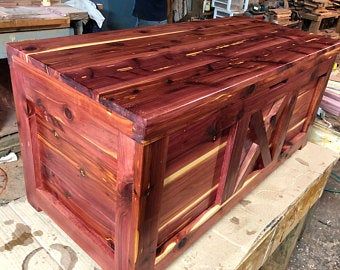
[6, 17, 340, 269]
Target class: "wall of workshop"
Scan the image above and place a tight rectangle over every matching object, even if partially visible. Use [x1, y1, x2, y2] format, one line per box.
[96, 0, 137, 30]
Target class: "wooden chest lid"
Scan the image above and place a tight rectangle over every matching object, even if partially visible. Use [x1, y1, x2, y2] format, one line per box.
[7, 17, 340, 141]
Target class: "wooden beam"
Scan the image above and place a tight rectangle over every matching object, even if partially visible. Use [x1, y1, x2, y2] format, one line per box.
[261, 215, 307, 270]
[271, 92, 298, 161]
[115, 132, 136, 270]
[8, 62, 41, 209]
[216, 114, 251, 203]
[249, 110, 272, 166]
[131, 137, 169, 269]
[167, 0, 174, 23]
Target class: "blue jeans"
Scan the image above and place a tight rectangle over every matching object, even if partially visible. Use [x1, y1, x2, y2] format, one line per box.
[136, 18, 167, 27]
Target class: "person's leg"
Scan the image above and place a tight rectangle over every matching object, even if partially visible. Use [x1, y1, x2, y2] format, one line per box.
[137, 18, 167, 27]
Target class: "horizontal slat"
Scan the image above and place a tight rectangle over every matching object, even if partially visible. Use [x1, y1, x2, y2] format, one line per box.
[159, 142, 227, 243]
[36, 115, 117, 187]
[99, 35, 326, 112]
[158, 187, 216, 246]
[166, 112, 231, 173]
[37, 21, 276, 73]
[9, 17, 259, 55]
[38, 133, 116, 237]
[42, 165, 115, 241]
[11, 56, 134, 139]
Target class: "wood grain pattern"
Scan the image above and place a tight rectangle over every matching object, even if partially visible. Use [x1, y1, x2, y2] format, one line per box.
[8, 59, 41, 210]
[7, 17, 340, 141]
[115, 132, 136, 270]
[249, 111, 272, 167]
[216, 114, 251, 203]
[131, 137, 169, 269]
[7, 17, 340, 269]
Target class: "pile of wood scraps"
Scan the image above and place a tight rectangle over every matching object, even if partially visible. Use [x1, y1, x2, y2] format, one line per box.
[268, 8, 293, 26]
[302, 0, 332, 14]
[289, 0, 339, 14]
[329, 0, 340, 8]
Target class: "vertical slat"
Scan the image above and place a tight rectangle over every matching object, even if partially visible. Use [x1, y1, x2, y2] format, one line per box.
[115, 132, 136, 270]
[249, 110, 272, 166]
[8, 62, 41, 210]
[131, 136, 169, 269]
[271, 93, 298, 161]
[216, 114, 251, 203]
[28, 112, 43, 190]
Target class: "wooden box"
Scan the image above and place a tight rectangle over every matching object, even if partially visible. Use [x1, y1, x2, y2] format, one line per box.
[7, 17, 340, 269]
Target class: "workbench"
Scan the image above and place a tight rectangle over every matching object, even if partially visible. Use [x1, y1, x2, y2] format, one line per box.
[0, 4, 88, 58]
[0, 142, 338, 269]
[0, 4, 88, 158]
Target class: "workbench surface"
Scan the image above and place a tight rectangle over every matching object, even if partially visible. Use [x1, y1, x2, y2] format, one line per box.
[0, 5, 87, 32]
[0, 142, 337, 269]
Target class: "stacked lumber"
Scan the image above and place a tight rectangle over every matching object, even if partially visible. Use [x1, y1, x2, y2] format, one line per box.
[328, 0, 340, 10]
[329, 0, 340, 8]
[289, 0, 335, 15]
[289, 0, 304, 11]
[304, 0, 331, 14]
[268, 8, 292, 25]
[321, 81, 340, 116]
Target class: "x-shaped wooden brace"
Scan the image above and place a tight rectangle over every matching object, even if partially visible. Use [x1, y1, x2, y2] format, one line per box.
[216, 92, 298, 204]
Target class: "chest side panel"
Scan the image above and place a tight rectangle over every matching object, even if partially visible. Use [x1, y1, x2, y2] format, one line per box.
[11, 57, 121, 253]
[157, 56, 334, 248]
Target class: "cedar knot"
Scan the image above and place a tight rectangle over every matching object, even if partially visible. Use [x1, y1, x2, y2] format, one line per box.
[120, 183, 133, 202]
[64, 107, 73, 120]
[270, 115, 277, 126]
[23, 45, 37, 52]
[177, 237, 187, 249]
